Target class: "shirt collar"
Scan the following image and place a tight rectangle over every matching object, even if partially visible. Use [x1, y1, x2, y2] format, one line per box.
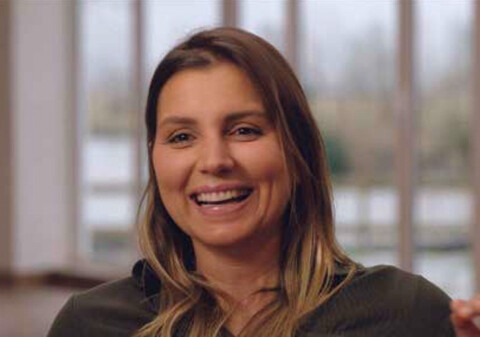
[132, 259, 360, 297]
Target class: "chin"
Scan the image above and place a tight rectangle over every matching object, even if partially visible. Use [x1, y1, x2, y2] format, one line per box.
[189, 221, 280, 252]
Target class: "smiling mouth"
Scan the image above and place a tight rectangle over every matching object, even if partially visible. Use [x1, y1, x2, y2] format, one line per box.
[191, 188, 253, 206]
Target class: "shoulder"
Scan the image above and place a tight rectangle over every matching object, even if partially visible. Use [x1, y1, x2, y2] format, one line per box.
[71, 276, 152, 316]
[47, 276, 156, 337]
[350, 265, 453, 335]
[302, 264, 454, 337]
[352, 265, 451, 314]
[350, 264, 449, 301]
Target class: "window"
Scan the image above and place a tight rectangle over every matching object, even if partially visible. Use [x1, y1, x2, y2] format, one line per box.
[79, 0, 137, 265]
[144, 1, 221, 76]
[239, 0, 286, 53]
[299, 0, 398, 266]
[79, 0, 220, 265]
[415, 0, 474, 298]
[77, 0, 479, 296]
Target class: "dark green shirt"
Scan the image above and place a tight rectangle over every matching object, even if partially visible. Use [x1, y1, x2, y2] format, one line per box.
[47, 260, 454, 337]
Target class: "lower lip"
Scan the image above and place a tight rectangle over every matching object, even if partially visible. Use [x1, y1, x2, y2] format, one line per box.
[191, 192, 253, 218]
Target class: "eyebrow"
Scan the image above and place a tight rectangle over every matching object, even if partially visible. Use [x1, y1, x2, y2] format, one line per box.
[158, 110, 267, 128]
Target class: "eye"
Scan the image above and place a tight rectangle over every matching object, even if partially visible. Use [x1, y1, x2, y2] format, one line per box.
[230, 126, 263, 140]
[166, 132, 194, 146]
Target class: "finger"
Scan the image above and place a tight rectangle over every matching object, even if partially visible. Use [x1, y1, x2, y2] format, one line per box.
[457, 303, 474, 319]
[451, 312, 473, 329]
[451, 299, 466, 311]
[458, 297, 480, 317]
[451, 314, 480, 337]
[472, 297, 480, 312]
[473, 316, 480, 329]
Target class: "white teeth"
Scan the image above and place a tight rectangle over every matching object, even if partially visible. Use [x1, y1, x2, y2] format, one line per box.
[195, 189, 249, 203]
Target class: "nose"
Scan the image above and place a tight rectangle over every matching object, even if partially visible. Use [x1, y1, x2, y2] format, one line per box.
[198, 136, 235, 175]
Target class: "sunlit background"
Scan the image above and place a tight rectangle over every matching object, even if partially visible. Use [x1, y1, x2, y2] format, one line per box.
[1, 1, 479, 336]
[79, 0, 475, 298]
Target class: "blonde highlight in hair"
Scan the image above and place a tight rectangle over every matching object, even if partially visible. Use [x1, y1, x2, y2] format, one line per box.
[134, 28, 357, 337]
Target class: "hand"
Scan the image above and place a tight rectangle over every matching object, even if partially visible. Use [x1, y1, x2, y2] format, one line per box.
[450, 295, 480, 337]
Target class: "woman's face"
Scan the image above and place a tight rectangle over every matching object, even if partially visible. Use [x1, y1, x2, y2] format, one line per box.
[153, 62, 291, 253]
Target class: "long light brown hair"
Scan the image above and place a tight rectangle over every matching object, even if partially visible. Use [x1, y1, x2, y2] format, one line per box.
[135, 27, 356, 337]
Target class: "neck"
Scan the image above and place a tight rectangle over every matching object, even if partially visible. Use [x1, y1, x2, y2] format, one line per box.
[193, 235, 281, 336]
[193, 235, 281, 303]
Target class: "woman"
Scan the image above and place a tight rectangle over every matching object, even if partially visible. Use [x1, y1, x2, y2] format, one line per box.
[48, 28, 480, 337]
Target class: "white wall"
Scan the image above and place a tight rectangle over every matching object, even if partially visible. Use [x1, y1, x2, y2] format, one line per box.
[0, 0, 75, 274]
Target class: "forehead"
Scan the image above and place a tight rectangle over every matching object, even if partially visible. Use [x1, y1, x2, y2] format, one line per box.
[157, 62, 265, 121]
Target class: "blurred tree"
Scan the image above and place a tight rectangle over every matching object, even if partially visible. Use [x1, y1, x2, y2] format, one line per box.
[324, 134, 350, 178]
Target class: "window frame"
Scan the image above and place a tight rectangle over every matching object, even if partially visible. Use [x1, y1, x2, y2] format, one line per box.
[73, 0, 480, 293]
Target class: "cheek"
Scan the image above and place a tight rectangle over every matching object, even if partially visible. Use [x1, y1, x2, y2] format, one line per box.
[152, 148, 191, 196]
[236, 140, 289, 180]
[233, 141, 292, 209]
